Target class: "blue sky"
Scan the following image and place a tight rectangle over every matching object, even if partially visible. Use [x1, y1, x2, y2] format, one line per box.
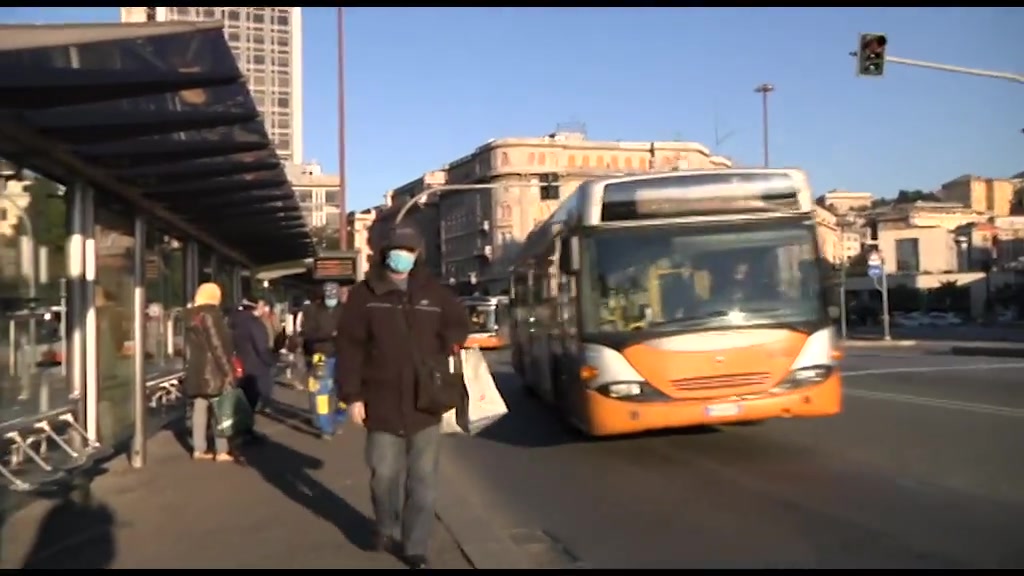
[2, 7, 1022, 213]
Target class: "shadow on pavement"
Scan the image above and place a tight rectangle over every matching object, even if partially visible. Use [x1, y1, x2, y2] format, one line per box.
[241, 436, 376, 552]
[19, 492, 116, 569]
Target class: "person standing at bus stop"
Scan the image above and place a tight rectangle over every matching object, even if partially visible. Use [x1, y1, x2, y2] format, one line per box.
[335, 225, 469, 569]
[301, 281, 344, 438]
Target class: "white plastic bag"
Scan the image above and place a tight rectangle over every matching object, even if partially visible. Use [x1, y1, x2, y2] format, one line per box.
[440, 348, 508, 435]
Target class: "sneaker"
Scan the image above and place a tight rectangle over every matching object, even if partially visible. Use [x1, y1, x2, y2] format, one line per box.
[404, 554, 428, 569]
[192, 452, 214, 461]
[374, 533, 399, 554]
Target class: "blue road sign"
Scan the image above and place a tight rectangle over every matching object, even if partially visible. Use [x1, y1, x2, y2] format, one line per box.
[867, 264, 883, 279]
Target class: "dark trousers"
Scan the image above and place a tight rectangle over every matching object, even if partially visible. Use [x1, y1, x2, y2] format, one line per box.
[365, 425, 441, 557]
[240, 370, 274, 411]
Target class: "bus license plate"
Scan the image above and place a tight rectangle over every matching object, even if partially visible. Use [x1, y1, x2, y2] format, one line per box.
[706, 403, 740, 418]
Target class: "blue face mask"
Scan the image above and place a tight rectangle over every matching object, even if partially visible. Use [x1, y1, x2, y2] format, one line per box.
[324, 298, 338, 308]
[386, 249, 416, 274]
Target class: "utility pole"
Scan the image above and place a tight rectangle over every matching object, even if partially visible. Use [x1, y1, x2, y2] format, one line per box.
[337, 7, 348, 250]
[754, 83, 774, 168]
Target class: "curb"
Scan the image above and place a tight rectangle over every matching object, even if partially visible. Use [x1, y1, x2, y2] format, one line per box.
[949, 346, 1024, 359]
[434, 461, 532, 569]
[843, 340, 921, 348]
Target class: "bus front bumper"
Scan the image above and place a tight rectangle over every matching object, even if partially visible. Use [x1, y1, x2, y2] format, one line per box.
[583, 374, 842, 437]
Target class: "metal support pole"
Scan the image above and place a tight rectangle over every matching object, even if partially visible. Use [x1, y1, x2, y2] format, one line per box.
[66, 182, 87, 428]
[130, 215, 146, 468]
[880, 266, 891, 341]
[209, 252, 219, 284]
[885, 55, 1024, 84]
[184, 240, 198, 304]
[230, 265, 242, 303]
[754, 83, 774, 168]
[839, 261, 848, 340]
[83, 186, 98, 441]
[337, 7, 348, 250]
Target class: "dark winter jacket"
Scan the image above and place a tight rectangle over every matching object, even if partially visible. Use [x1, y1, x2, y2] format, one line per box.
[183, 304, 235, 398]
[230, 307, 276, 375]
[335, 253, 469, 436]
[301, 302, 343, 357]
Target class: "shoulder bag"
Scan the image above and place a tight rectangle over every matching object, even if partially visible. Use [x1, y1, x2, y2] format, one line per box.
[398, 296, 466, 415]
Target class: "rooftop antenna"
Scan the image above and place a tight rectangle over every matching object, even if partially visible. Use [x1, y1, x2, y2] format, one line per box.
[713, 110, 736, 149]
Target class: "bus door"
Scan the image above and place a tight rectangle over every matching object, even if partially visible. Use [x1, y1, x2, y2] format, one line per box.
[494, 299, 511, 347]
[529, 267, 556, 403]
[556, 235, 586, 423]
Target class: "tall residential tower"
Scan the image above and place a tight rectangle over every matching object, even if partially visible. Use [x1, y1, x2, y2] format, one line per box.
[120, 7, 304, 163]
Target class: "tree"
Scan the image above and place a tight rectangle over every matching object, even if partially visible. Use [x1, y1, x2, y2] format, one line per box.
[310, 226, 341, 252]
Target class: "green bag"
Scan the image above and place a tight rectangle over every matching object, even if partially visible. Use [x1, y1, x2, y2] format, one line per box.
[212, 388, 254, 438]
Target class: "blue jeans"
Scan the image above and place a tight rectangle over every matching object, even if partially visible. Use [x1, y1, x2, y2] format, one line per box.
[365, 426, 441, 557]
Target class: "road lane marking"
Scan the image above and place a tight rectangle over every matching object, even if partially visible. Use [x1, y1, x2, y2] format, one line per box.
[844, 362, 1024, 377]
[844, 388, 1024, 418]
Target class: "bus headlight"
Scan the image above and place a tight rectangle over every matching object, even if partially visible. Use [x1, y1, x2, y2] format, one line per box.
[594, 381, 671, 402]
[773, 327, 836, 391]
[774, 365, 833, 391]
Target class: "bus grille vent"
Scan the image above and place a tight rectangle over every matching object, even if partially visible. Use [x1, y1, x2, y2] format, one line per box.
[670, 372, 771, 390]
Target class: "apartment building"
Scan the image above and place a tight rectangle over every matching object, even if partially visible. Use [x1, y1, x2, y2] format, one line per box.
[120, 7, 304, 163]
[821, 190, 874, 213]
[939, 174, 1022, 217]
[286, 161, 340, 229]
[369, 129, 731, 291]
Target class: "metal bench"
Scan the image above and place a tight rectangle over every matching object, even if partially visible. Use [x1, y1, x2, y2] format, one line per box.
[1, 371, 186, 493]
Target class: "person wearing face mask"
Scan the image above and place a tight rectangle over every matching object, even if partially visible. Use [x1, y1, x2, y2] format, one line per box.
[334, 225, 470, 569]
[301, 281, 345, 438]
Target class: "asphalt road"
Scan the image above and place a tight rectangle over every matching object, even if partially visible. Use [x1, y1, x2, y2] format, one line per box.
[441, 347, 1024, 569]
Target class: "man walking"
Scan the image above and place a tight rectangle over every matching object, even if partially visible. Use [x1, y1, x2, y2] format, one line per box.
[231, 298, 277, 410]
[302, 282, 344, 438]
[335, 225, 469, 569]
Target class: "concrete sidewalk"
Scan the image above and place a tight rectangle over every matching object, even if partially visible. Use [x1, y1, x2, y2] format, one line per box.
[0, 388, 473, 569]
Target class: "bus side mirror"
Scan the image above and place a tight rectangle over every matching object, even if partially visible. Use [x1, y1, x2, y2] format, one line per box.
[559, 236, 580, 274]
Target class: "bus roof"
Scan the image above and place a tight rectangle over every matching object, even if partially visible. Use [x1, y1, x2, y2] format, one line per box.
[509, 168, 813, 270]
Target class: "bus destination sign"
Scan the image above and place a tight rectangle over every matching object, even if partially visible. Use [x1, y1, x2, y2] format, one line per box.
[312, 256, 357, 282]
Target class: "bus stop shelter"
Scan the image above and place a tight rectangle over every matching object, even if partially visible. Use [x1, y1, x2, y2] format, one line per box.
[0, 21, 313, 493]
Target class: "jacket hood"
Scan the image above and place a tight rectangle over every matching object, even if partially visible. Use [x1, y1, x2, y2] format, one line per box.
[194, 282, 222, 307]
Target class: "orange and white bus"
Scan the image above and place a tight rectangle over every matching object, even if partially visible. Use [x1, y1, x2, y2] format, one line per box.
[460, 295, 511, 350]
[509, 168, 842, 437]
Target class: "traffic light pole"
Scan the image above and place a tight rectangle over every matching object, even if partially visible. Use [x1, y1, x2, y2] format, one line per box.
[884, 54, 1024, 84]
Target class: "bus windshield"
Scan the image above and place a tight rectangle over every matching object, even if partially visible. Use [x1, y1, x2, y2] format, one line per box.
[581, 219, 824, 333]
[466, 304, 497, 334]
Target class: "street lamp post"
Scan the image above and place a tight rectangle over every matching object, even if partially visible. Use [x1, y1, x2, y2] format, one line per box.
[754, 83, 775, 168]
[836, 216, 855, 340]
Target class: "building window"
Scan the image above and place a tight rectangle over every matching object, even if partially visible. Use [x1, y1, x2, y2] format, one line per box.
[498, 202, 512, 221]
[596, 155, 605, 167]
[624, 157, 633, 169]
[539, 174, 560, 201]
[252, 11, 265, 24]
[500, 152, 510, 167]
[527, 152, 535, 166]
[581, 156, 590, 168]
[609, 156, 619, 169]
[226, 9, 240, 22]
[895, 238, 920, 273]
[567, 155, 576, 168]
[276, 13, 289, 26]
[324, 189, 339, 204]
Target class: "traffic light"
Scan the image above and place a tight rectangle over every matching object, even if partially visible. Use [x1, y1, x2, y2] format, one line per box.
[857, 33, 887, 77]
